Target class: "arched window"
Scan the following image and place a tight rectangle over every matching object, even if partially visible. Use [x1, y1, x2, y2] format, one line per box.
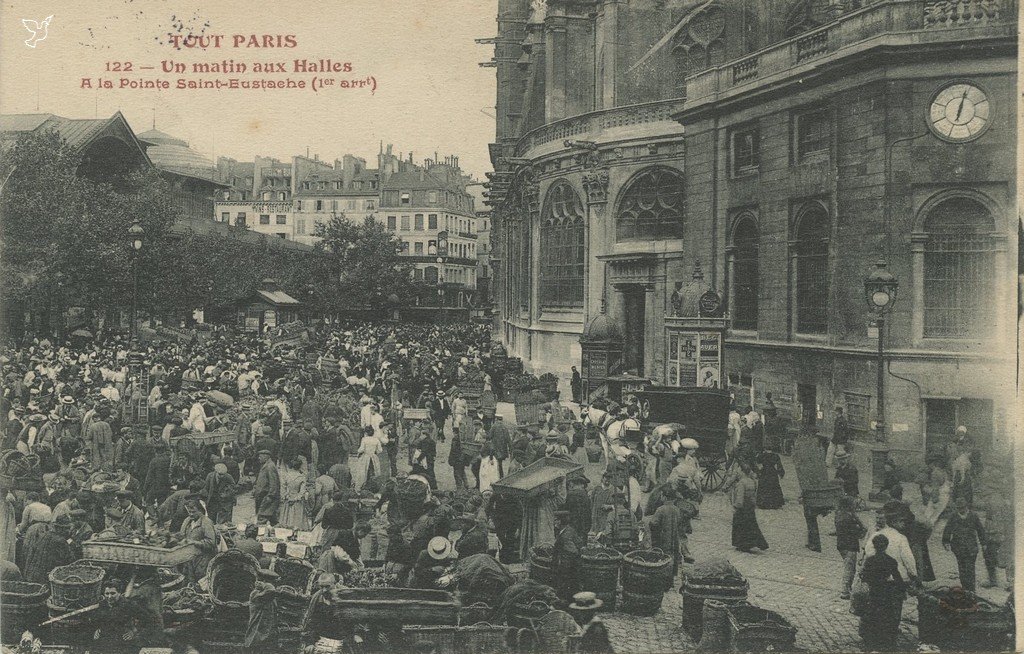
[540, 182, 585, 309]
[794, 204, 829, 334]
[730, 215, 759, 330]
[616, 167, 685, 241]
[671, 3, 727, 89]
[923, 197, 997, 338]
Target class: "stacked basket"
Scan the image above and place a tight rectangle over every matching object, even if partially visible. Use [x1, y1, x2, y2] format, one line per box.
[620, 549, 672, 616]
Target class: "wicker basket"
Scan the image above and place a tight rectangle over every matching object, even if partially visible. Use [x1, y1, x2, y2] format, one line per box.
[48, 563, 105, 609]
[918, 589, 1014, 652]
[81, 540, 199, 566]
[458, 602, 494, 625]
[1, 581, 49, 644]
[726, 603, 797, 652]
[622, 548, 673, 592]
[324, 588, 458, 625]
[0, 580, 49, 605]
[272, 557, 315, 591]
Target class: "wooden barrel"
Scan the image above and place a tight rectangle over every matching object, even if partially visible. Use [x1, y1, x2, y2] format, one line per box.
[579, 547, 622, 611]
[528, 547, 555, 587]
[680, 576, 750, 641]
[622, 549, 673, 593]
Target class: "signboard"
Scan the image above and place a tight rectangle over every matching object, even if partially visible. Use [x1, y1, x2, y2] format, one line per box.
[667, 330, 723, 387]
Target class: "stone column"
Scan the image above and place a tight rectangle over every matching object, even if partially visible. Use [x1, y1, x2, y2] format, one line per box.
[583, 168, 610, 324]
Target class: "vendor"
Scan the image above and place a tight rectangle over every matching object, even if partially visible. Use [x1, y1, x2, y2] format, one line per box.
[232, 524, 264, 561]
[553, 510, 582, 601]
[411, 536, 456, 589]
[91, 578, 164, 653]
[178, 496, 217, 582]
[454, 513, 488, 559]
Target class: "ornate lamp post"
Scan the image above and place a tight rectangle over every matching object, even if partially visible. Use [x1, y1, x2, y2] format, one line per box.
[864, 260, 898, 499]
[127, 220, 145, 343]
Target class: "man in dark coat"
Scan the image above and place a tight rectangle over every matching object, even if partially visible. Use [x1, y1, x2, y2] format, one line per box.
[563, 476, 592, 548]
[253, 450, 281, 525]
[143, 442, 172, 518]
[552, 511, 581, 601]
[23, 515, 75, 584]
[487, 417, 512, 477]
[454, 514, 489, 559]
[429, 391, 451, 442]
[649, 486, 683, 578]
[570, 366, 582, 404]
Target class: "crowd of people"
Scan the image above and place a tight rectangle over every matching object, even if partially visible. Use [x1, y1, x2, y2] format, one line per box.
[0, 319, 1014, 653]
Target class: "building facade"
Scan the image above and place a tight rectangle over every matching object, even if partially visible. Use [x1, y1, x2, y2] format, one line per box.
[381, 157, 480, 310]
[484, 0, 1017, 465]
[293, 154, 379, 245]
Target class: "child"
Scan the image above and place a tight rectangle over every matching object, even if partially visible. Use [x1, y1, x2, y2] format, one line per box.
[835, 494, 866, 599]
[942, 495, 986, 592]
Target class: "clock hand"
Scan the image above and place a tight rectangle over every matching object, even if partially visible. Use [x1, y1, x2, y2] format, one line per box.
[954, 89, 969, 122]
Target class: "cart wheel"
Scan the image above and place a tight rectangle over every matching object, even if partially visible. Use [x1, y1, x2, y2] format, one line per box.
[700, 452, 730, 492]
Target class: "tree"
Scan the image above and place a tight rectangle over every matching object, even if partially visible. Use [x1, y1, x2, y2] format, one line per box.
[310, 214, 414, 314]
[0, 129, 177, 335]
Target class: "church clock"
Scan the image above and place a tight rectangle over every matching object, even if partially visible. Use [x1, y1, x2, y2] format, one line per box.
[928, 82, 990, 143]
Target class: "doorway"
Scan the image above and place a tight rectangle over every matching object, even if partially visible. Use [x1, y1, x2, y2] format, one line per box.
[797, 383, 817, 428]
[622, 288, 646, 376]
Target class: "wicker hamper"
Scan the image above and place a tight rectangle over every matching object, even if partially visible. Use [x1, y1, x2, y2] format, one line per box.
[726, 603, 797, 652]
[48, 563, 105, 609]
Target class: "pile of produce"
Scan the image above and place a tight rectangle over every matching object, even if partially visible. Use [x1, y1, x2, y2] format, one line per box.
[90, 527, 183, 548]
[163, 587, 211, 613]
[342, 568, 400, 588]
[493, 580, 560, 624]
[690, 557, 744, 581]
[451, 554, 514, 607]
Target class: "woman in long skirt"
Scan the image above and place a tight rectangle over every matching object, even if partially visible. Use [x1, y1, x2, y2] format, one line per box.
[755, 446, 785, 509]
[351, 426, 381, 491]
[731, 461, 769, 552]
[278, 458, 310, 530]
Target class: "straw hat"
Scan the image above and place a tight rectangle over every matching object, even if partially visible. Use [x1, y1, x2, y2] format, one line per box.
[679, 437, 699, 451]
[427, 536, 453, 560]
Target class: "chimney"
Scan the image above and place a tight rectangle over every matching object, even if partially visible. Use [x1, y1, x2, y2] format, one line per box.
[419, 168, 425, 181]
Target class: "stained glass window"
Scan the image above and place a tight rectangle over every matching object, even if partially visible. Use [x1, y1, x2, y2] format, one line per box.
[616, 167, 685, 241]
[540, 182, 585, 308]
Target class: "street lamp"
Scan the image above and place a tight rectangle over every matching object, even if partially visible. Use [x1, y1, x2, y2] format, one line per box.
[864, 260, 898, 436]
[864, 260, 898, 499]
[127, 220, 144, 343]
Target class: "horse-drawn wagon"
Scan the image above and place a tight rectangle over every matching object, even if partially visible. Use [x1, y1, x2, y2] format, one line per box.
[634, 386, 734, 492]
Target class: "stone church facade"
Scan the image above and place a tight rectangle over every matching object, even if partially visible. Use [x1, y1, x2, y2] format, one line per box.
[483, 0, 1017, 467]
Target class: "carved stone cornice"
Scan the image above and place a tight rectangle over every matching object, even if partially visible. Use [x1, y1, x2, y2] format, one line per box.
[582, 168, 610, 204]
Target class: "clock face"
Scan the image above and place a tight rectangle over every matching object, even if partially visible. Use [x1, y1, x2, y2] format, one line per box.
[929, 83, 990, 142]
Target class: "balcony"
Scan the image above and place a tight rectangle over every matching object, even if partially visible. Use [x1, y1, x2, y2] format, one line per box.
[514, 98, 686, 157]
[682, 0, 1015, 112]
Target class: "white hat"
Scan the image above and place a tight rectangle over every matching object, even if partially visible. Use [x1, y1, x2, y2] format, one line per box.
[427, 536, 453, 560]
[955, 425, 968, 434]
[680, 437, 699, 450]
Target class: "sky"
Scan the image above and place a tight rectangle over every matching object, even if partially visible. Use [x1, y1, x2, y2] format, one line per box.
[0, 0, 499, 178]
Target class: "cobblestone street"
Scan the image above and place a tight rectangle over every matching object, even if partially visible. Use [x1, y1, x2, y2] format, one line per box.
[235, 410, 1011, 653]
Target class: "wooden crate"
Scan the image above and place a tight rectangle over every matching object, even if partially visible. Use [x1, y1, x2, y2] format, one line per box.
[81, 541, 198, 567]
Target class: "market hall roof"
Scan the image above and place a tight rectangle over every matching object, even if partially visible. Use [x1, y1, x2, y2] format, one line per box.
[0, 111, 152, 165]
[136, 127, 222, 184]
